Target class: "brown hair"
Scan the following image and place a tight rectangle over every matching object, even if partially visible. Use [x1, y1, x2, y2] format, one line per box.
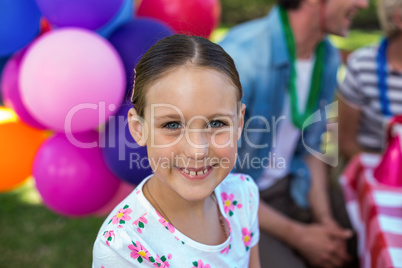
[131, 34, 243, 117]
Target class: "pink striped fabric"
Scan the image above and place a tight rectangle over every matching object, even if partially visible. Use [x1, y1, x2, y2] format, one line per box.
[340, 153, 402, 268]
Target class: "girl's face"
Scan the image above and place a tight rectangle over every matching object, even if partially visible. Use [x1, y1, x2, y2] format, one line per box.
[129, 65, 245, 202]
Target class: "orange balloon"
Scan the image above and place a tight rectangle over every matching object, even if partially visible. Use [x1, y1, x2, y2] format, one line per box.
[0, 107, 47, 192]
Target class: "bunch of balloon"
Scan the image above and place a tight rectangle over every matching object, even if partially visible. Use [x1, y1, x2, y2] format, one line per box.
[0, 0, 160, 218]
[0, 0, 46, 193]
[136, 0, 221, 38]
[1, 0, 221, 217]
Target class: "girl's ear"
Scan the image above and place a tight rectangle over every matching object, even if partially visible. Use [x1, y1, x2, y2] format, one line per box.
[128, 108, 147, 146]
[237, 103, 246, 141]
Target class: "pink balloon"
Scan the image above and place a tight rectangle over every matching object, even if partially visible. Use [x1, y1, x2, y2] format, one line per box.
[136, 0, 221, 38]
[33, 131, 121, 217]
[20, 28, 125, 133]
[93, 180, 135, 216]
[1, 49, 46, 129]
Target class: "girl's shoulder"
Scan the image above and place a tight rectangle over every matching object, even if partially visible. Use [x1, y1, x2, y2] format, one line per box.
[220, 173, 258, 190]
[217, 173, 259, 205]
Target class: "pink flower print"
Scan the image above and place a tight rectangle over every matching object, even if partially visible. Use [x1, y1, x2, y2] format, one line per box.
[221, 193, 234, 214]
[156, 211, 175, 233]
[242, 227, 254, 251]
[103, 230, 115, 247]
[109, 205, 132, 225]
[136, 190, 141, 195]
[239, 174, 249, 181]
[221, 192, 242, 216]
[128, 241, 150, 264]
[192, 260, 211, 268]
[153, 254, 172, 268]
[133, 213, 148, 233]
[220, 236, 232, 254]
[220, 244, 231, 254]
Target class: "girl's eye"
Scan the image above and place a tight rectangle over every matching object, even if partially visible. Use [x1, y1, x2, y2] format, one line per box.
[163, 122, 182, 130]
[209, 120, 225, 128]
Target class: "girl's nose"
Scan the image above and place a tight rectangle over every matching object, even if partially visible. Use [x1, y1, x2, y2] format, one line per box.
[182, 129, 209, 160]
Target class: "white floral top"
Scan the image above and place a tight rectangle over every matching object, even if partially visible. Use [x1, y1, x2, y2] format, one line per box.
[92, 173, 260, 268]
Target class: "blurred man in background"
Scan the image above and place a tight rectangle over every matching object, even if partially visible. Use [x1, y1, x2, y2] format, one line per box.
[220, 0, 368, 267]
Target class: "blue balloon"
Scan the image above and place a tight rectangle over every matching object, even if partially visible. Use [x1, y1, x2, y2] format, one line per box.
[108, 18, 174, 99]
[97, 0, 134, 38]
[101, 103, 152, 185]
[0, 0, 41, 57]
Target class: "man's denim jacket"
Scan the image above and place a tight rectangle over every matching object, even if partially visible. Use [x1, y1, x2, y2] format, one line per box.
[220, 6, 340, 208]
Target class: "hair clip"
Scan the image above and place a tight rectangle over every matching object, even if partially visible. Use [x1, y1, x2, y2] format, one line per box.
[131, 69, 136, 102]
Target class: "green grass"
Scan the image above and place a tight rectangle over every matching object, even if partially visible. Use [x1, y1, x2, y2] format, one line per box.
[0, 179, 104, 268]
[329, 29, 382, 51]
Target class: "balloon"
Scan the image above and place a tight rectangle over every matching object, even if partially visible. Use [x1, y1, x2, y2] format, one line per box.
[20, 28, 125, 133]
[0, 56, 9, 75]
[97, 0, 134, 38]
[0, 107, 47, 192]
[108, 18, 173, 95]
[39, 18, 52, 35]
[1, 49, 46, 129]
[101, 103, 152, 184]
[0, 56, 9, 104]
[33, 131, 121, 217]
[136, 0, 221, 38]
[35, 0, 124, 30]
[0, 0, 41, 57]
[93, 180, 135, 216]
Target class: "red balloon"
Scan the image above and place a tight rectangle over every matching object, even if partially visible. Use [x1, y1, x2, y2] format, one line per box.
[136, 0, 220, 38]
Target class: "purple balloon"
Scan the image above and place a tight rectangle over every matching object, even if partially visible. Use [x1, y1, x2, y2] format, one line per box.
[101, 103, 152, 184]
[1, 49, 46, 129]
[108, 18, 174, 98]
[97, 0, 134, 38]
[36, 0, 124, 30]
[33, 131, 120, 217]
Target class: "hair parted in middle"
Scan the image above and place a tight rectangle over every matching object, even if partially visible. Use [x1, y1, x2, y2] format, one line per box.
[131, 34, 243, 118]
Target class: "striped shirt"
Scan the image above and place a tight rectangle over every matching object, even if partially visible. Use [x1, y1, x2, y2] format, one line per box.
[338, 45, 402, 151]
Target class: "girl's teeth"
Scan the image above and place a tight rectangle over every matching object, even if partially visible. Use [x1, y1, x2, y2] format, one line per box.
[182, 168, 210, 176]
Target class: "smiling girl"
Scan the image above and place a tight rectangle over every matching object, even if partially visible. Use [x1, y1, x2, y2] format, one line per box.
[92, 34, 260, 268]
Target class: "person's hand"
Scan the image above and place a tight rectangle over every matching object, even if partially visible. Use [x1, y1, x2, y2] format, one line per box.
[293, 223, 352, 268]
[320, 217, 352, 266]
